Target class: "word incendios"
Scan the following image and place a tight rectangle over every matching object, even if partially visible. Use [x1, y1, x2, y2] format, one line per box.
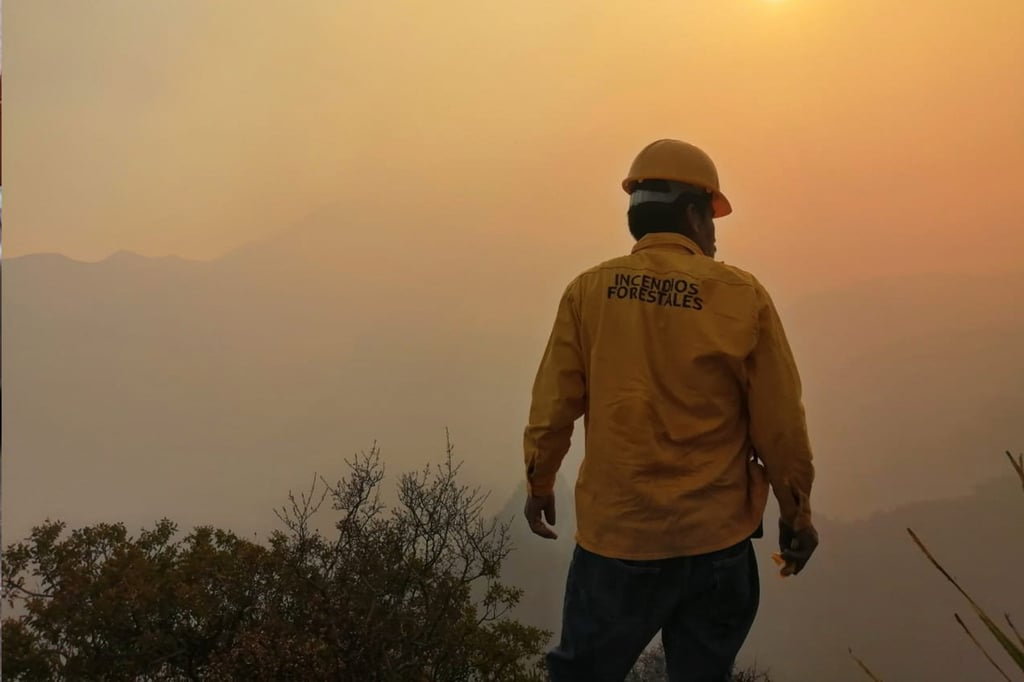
[607, 273, 704, 311]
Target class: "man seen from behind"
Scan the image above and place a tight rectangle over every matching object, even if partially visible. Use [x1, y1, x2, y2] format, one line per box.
[523, 139, 819, 682]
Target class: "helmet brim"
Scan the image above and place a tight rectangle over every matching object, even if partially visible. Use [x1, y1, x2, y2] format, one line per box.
[711, 192, 732, 219]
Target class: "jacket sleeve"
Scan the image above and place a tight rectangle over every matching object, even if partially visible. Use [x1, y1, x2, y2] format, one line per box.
[745, 281, 815, 530]
[523, 280, 586, 496]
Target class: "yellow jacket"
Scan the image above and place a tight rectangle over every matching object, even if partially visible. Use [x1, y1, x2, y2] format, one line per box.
[524, 233, 814, 559]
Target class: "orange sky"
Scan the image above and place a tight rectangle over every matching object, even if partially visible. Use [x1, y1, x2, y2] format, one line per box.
[5, 0, 1024, 297]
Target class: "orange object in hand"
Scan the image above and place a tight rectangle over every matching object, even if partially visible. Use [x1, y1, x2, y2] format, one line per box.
[772, 552, 797, 578]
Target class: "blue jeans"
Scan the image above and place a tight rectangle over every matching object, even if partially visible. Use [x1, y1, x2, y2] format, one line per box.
[546, 539, 760, 682]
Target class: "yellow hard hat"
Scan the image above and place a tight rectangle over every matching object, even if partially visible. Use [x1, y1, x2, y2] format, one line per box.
[622, 139, 732, 218]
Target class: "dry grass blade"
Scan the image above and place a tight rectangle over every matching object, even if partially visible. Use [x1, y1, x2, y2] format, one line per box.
[908, 528, 1024, 670]
[955, 613, 1013, 681]
[848, 647, 885, 681]
[1007, 451, 1024, 492]
[1007, 614, 1024, 651]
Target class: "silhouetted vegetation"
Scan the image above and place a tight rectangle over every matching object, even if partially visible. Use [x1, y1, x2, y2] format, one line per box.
[852, 450, 1024, 681]
[625, 641, 773, 681]
[2, 439, 549, 681]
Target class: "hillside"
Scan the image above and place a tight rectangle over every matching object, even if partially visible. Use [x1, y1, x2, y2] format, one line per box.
[2, 222, 1022, 547]
[498, 471, 1024, 681]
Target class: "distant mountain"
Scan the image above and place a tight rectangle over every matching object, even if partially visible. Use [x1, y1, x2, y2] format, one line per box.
[2, 216, 1022, 549]
[498, 471, 1024, 682]
[494, 475, 579, 643]
[784, 269, 1024, 518]
[2, 229, 546, 543]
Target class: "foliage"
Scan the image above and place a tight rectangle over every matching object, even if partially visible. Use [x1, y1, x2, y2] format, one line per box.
[2, 439, 549, 681]
[906, 451, 1024, 678]
[625, 641, 773, 681]
[852, 450, 1024, 681]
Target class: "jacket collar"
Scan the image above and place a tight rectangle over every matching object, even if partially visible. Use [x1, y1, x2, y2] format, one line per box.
[631, 232, 706, 257]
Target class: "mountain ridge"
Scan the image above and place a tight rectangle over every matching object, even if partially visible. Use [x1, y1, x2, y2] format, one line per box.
[3, 229, 1021, 535]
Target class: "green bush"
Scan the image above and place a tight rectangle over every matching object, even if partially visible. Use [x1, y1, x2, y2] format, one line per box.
[2, 440, 549, 681]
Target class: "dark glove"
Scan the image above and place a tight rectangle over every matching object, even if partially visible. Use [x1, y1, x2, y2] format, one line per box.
[777, 519, 819, 576]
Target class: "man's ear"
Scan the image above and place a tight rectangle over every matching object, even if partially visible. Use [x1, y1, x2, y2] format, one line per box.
[685, 203, 702, 234]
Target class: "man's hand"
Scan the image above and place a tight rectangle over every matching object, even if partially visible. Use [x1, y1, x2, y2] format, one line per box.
[524, 494, 558, 540]
[777, 519, 818, 576]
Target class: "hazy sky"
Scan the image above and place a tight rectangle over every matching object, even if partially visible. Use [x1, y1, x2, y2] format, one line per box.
[6, 0, 1024, 296]
[5, 9, 1023, 675]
